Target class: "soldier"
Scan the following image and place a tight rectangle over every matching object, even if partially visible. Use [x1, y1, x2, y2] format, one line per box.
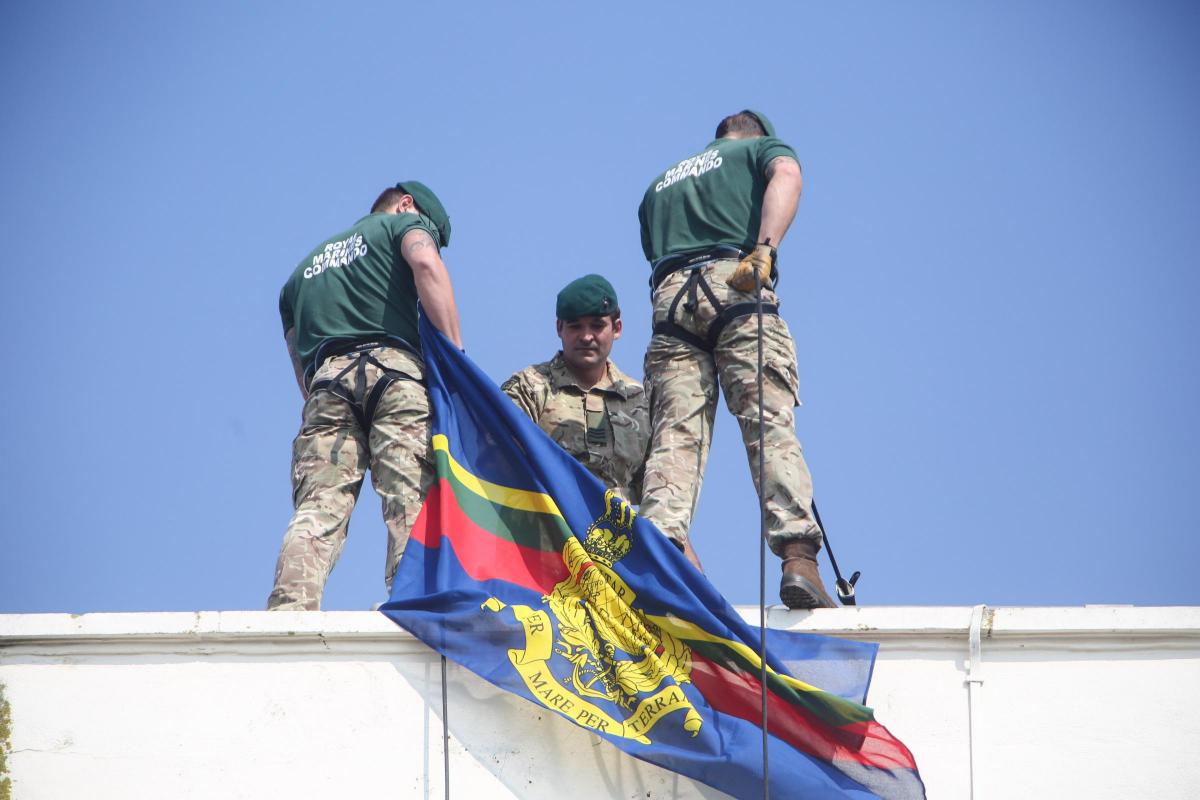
[268, 182, 462, 611]
[503, 276, 707, 570]
[502, 275, 651, 503]
[637, 110, 835, 608]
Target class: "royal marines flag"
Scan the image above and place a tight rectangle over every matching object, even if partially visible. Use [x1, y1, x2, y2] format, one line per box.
[382, 315, 925, 799]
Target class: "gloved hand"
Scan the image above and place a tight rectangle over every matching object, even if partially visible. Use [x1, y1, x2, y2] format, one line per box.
[728, 243, 776, 293]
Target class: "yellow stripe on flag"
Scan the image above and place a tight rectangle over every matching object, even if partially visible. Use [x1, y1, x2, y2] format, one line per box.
[433, 434, 564, 517]
[648, 614, 821, 695]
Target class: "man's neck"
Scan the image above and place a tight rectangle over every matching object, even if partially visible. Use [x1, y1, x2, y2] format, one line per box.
[566, 360, 608, 391]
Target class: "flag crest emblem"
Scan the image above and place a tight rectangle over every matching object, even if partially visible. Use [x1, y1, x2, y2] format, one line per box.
[483, 490, 701, 743]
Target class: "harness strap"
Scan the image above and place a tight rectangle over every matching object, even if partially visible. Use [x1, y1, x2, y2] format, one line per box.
[652, 268, 781, 352]
[654, 321, 712, 352]
[308, 349, 421, 432]
[308, 359, 361, 419]
[673, 270, 698, 316]
[711, 302, 779, 349]
[696, 268, 723, 311]
[657, 270, 712, 351]
[684, 269, 701, 313]
[361, 353, 420, 430]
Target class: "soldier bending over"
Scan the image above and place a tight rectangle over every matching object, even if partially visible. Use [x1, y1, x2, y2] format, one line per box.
[268, 182, 461, 610]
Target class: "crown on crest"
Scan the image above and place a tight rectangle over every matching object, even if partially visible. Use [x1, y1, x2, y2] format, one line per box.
[583, 525, 632, 566]
[582, 490, 636, 566]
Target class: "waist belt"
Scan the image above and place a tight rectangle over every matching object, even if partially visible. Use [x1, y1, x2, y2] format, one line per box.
[305, 338, 422, 432]
[652, 266, 779, 353]
[312, 336, 420, 368]
[650, 245, 748, 290]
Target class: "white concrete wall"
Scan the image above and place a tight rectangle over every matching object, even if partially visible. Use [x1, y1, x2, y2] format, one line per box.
[1, 606, 1197, 799]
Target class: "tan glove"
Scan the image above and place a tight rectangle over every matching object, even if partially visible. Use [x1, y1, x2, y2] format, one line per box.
[727, 243, 777, 293]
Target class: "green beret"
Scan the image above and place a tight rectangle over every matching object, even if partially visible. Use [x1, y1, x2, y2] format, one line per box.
[395, 180, 451, 247]
[744, 109, 777, 138]
[557, 274, 619, 320]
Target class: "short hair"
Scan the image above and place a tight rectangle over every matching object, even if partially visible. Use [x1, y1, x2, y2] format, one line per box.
[715, 111, 767, 140]
[370, 187, 424, 215]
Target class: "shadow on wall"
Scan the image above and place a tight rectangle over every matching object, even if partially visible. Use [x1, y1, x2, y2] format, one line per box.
[391, 658, 730, 800]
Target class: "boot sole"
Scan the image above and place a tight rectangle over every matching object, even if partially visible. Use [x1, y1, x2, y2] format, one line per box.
[780, 577, 836, 610]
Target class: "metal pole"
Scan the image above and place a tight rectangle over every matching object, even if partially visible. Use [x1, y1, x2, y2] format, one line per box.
[441, 654, 450, 800]
[755, 258, 770, 800]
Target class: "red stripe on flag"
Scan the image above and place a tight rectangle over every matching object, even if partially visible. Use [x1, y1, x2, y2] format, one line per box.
[690, 652, 918, 771]
[411, 480, 569, 593]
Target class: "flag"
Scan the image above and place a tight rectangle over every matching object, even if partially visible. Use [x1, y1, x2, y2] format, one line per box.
[381, 315, 925, 799]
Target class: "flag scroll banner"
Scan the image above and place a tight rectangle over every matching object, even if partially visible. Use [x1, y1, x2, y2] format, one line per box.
[381, 315, 925, 799]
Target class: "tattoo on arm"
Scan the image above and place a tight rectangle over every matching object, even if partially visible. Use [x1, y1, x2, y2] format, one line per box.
[402, 229, 436, 258]
[764, 155, 799, 180]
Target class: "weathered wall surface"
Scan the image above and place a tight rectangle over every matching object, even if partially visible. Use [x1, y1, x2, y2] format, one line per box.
[1, 607, 1197, 799]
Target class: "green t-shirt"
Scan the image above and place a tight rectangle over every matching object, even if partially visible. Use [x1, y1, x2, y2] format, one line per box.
[638, 135, 799, 266]
[279, 212, 440, 372]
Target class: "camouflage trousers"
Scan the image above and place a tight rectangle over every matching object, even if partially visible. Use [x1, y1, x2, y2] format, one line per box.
[267, 346, 434, 610]
[640, 259, 822, 557]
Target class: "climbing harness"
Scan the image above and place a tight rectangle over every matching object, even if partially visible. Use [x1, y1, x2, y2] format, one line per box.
[651, 247, 780, 352]
[305, 338, 422, 431]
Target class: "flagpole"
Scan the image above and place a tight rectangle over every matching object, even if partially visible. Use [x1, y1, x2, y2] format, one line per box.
[441, 654, 450, 800]
[755, 258, 770, 800]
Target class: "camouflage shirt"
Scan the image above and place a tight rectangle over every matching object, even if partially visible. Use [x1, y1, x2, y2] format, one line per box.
[502, 354, 650, 503]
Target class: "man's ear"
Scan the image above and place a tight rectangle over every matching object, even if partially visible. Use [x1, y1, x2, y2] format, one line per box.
[556, 319, 565, 336]
[612, 318, 622, 340]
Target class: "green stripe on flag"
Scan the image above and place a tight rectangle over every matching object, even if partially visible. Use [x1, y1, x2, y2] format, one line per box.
[435, 447, 571, 554]
[685, 637, 874, 727]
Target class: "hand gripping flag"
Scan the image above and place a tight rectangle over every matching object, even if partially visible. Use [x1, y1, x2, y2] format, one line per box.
[381, 316, 925, 799]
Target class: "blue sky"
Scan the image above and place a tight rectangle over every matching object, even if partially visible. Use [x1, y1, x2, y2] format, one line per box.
[1, 1, 1197, 613]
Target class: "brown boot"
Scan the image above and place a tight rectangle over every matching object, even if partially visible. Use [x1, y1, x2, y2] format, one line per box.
[779, 539, 837, 609]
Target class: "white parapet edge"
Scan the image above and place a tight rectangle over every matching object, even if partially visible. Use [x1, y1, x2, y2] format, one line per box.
[2, 606, 1198, 655]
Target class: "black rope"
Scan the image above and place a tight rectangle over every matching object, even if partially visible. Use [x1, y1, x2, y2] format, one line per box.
[441, 654, 450, 800]
[755, 255, 771, 800]
[811, 501, 861, 605]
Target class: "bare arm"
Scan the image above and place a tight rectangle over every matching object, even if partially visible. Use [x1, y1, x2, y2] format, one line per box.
[402, 228, 463, 349]
[757, 156, 803, 248]
[284, 327, 308, 400]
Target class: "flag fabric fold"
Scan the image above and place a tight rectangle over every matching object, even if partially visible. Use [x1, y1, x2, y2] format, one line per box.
[381, 315, 925, 799]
